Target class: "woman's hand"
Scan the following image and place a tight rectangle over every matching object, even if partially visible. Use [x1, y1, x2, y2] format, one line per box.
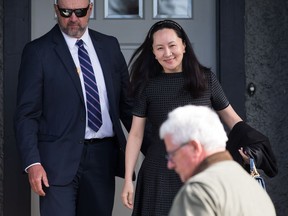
[238, 147, 250, 165]
[121, 180, 134, 209]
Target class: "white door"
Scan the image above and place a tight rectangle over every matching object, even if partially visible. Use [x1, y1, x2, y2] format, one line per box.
[31, 1, 216, 216]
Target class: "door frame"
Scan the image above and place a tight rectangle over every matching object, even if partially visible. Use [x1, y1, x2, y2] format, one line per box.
[217, 0, 246, 119]
[2, 0, 31, 215]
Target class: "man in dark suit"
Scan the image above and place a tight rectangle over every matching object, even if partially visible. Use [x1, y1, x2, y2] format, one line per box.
[14, 0, 132, 215]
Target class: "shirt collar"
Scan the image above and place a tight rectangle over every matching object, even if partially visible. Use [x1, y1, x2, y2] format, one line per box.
[61, 27, 90, 49]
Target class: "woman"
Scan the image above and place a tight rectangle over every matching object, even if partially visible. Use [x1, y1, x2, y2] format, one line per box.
[121, 19, 242, 215]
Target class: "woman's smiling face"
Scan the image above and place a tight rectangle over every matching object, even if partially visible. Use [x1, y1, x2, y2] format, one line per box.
[152, 28, 186, 73]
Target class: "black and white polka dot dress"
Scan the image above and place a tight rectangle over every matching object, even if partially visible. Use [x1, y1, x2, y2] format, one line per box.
[132, 71, 229, 216]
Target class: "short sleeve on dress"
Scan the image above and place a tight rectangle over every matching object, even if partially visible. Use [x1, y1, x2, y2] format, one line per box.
[133, 86, 147, 117]
[210, 72, 230, 111]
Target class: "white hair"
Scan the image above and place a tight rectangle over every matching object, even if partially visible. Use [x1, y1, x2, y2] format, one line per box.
[159, 105, 228, 151]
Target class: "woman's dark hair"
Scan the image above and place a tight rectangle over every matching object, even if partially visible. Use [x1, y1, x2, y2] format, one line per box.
[129, 19, 209, 98]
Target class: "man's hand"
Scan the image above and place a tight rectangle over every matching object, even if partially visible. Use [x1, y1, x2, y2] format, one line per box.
[27, 164, 49, 196]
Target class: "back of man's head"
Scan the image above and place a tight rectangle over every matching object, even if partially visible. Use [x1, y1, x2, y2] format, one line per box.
[160, 105, 228, 151]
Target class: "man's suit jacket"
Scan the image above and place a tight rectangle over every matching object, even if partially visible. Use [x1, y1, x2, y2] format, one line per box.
[15, 24, 133, 185]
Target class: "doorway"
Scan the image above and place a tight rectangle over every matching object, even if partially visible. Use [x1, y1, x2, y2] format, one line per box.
[30, 0, 216, 215]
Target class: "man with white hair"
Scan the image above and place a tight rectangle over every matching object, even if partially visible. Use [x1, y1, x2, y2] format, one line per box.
[160, 105, 276, 216]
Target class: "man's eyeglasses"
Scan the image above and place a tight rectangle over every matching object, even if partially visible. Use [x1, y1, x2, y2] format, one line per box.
[57, 5, 90, 18]
[165, 142, 189, 162]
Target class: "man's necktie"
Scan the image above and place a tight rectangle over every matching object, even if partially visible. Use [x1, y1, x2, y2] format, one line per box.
[76, 39, 102, 132]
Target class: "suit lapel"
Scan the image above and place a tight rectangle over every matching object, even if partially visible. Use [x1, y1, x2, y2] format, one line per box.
[52, 25, 84, 103]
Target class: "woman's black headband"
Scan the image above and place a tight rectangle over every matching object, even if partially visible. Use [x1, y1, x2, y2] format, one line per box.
[148, 20, 182, 38]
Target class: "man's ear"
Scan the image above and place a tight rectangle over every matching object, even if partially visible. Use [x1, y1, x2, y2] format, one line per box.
[189, 140, 203, 157]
